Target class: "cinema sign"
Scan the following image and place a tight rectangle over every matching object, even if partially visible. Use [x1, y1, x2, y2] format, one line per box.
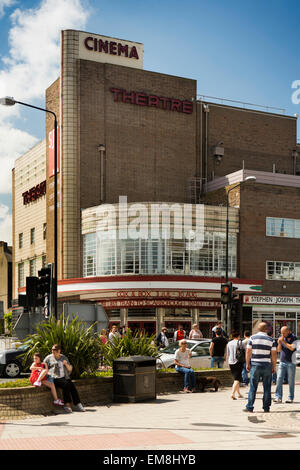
[79, 32, 144, 69]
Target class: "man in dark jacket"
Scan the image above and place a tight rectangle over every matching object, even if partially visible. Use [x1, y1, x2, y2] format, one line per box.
[274, 326, 297, 404]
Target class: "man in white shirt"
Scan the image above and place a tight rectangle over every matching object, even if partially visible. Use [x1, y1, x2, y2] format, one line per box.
[174, 339, 196, 393]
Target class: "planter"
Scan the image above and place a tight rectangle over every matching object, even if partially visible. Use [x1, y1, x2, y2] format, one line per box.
[0, 369, 233, 420]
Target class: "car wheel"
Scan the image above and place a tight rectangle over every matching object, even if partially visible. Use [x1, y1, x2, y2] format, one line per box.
[4, 361, 22, 378]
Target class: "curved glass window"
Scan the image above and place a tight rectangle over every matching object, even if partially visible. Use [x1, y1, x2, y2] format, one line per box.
[83, 231, 236, 277]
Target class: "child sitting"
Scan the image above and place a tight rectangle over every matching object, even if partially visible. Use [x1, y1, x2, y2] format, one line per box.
[30, 353, 64, 406]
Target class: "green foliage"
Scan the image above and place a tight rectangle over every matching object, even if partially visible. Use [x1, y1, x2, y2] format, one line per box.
[22, 314, 102, 379]
[4, 312, 12, 335]
[80, 370, 113, 378]
[0, 378, 31, 388]
[101, 328, 160, 367]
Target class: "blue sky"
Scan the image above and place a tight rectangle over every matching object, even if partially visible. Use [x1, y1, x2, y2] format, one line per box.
[0, 0, 300, 243]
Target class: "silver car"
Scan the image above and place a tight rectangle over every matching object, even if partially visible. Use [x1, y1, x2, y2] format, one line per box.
[156, 339, 212, 369]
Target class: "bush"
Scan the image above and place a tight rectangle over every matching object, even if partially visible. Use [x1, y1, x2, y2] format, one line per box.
[22, 315, 102, 379]
[102, 328, 160, 367]
[4, 312, 12, 336]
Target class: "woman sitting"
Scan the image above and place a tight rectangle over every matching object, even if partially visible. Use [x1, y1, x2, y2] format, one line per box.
[174, 339, 196, 393]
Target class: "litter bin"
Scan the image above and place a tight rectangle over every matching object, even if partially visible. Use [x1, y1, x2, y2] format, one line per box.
[113, 355, 156, 403]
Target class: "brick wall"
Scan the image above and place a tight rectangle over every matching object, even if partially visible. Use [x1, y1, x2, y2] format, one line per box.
[0, 370, 232, 420]
[201, 102, 297, 181]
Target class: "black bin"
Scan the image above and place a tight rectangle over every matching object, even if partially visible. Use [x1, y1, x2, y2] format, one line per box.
[113, 355, 156, 403]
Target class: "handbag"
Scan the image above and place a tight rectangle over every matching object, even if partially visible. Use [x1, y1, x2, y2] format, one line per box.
[236, 340, 246, 363]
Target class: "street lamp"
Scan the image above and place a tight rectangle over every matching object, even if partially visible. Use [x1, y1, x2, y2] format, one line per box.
[0, 96, 58, 319]
[224, 175, 256, 332]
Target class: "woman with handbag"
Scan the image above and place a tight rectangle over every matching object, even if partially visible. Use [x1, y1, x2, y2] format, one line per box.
[227, 331, 245, 400]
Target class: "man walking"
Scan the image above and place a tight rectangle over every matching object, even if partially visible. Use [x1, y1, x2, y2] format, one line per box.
[274, 326, 297, 404]
[243, 322, 277, 413]
[209, 327, 228, 368]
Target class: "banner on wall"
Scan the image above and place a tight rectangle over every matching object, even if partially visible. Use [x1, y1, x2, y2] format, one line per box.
[48, 127, 60, 178]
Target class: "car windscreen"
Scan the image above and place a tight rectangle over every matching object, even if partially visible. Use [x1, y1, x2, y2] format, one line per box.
[161, 341, 195, 354]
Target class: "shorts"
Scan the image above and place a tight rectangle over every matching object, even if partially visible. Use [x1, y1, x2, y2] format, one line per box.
[45, 374, 54, 383]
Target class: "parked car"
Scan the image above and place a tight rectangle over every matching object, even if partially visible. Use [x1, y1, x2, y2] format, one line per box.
[0, 343, 30, 378]
[156, 339, 214, 370]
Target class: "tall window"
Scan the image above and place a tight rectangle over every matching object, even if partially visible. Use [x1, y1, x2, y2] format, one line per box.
[30, 227, 35, 244]
[42, 255, 47, 267]
[43, 223, 47, 240]
[19, 233, 23, 249]
[266, 217, 300, 239]
[18, 263, 24, 288]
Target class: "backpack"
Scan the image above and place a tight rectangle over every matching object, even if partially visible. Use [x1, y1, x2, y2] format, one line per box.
[236, 340, 245, 363]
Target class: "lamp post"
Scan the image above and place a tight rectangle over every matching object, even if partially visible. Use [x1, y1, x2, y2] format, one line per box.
[0, 96, 58, 319]
[224, 175, 256, 333]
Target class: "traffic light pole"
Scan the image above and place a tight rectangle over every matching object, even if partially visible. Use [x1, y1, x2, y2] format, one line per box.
[12, 100, 58, 320]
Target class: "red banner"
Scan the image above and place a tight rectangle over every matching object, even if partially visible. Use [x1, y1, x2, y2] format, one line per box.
[48, 127, 60, 177]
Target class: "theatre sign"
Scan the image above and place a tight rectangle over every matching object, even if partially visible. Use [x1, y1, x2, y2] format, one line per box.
[79, 32, 144, 69]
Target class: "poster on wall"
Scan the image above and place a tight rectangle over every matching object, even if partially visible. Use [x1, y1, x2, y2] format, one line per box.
[48, 127, 60, 178]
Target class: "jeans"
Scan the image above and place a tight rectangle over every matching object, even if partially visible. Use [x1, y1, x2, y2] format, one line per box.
[275, 362, 296, 401]
[211, 356, 225, 368]
[176, 366, 196, 389]
[54, 377, 81, 406]
[242, 363, 249, 384]
[246, 363, 272, 411]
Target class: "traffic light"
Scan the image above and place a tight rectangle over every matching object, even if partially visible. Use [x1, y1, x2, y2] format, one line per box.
[231, 285, 239, 302]
[37, 265, 52, 318]
[221, 282, 232, 305]
[26, 276, 41, 308]
[37, 266, 51, 297]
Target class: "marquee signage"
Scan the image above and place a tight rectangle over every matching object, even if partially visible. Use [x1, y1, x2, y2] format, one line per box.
[22, 181, 46, 205]
[101, 299, 220, 308]
[84, 37, 139, 60]
[110, 88, 193, 114]
[244, 295, 300, 305]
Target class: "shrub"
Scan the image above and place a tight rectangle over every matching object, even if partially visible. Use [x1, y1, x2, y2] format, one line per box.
[102, 328, 160, 367]
[22, 315, 102, 379]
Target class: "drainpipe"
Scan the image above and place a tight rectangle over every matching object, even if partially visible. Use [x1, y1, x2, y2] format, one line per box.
[98, 144, 106, 203]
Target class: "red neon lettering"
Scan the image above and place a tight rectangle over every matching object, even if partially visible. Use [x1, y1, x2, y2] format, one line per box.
[182, 101, 193, 114]
[118, 43, 128, 57]
[129, 46, 139, 59]
[148, 95, 160, 108]
[109, 41, 117, 55]
[135, 92, 148, 106]
[122, 90, 135, 104]
[170, 99, 182, 112]
[84, 37, 93, 50]
[159, 97, 171, 109]
[110, 88, 123, 101]
[99, 39, 109, 53]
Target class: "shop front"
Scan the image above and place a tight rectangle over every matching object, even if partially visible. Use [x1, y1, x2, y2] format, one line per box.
[243, 294, 300, 338]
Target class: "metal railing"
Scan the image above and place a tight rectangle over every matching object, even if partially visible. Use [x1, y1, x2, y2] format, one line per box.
[197, 94, 286, 114]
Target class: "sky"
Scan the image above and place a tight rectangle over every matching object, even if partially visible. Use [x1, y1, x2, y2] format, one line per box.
[0, 0, 300, 244]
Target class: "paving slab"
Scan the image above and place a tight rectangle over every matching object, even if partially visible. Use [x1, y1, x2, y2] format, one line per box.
[0, 382, 300, 450]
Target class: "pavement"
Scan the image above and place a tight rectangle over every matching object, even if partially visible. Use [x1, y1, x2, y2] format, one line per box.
[1, 381, 300, 452]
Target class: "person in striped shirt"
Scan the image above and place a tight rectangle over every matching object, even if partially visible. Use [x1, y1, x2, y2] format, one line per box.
[243, 322, 277, 413]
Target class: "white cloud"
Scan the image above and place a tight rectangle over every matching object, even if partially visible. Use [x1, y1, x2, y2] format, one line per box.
[0, 203, 12, 244]
[0, 0, 90, 100]
[0, 0, 90, 242]
[0, 0, 15, 18]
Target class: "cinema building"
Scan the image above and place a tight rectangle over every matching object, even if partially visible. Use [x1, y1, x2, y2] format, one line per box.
[12, 29, 300, 338]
